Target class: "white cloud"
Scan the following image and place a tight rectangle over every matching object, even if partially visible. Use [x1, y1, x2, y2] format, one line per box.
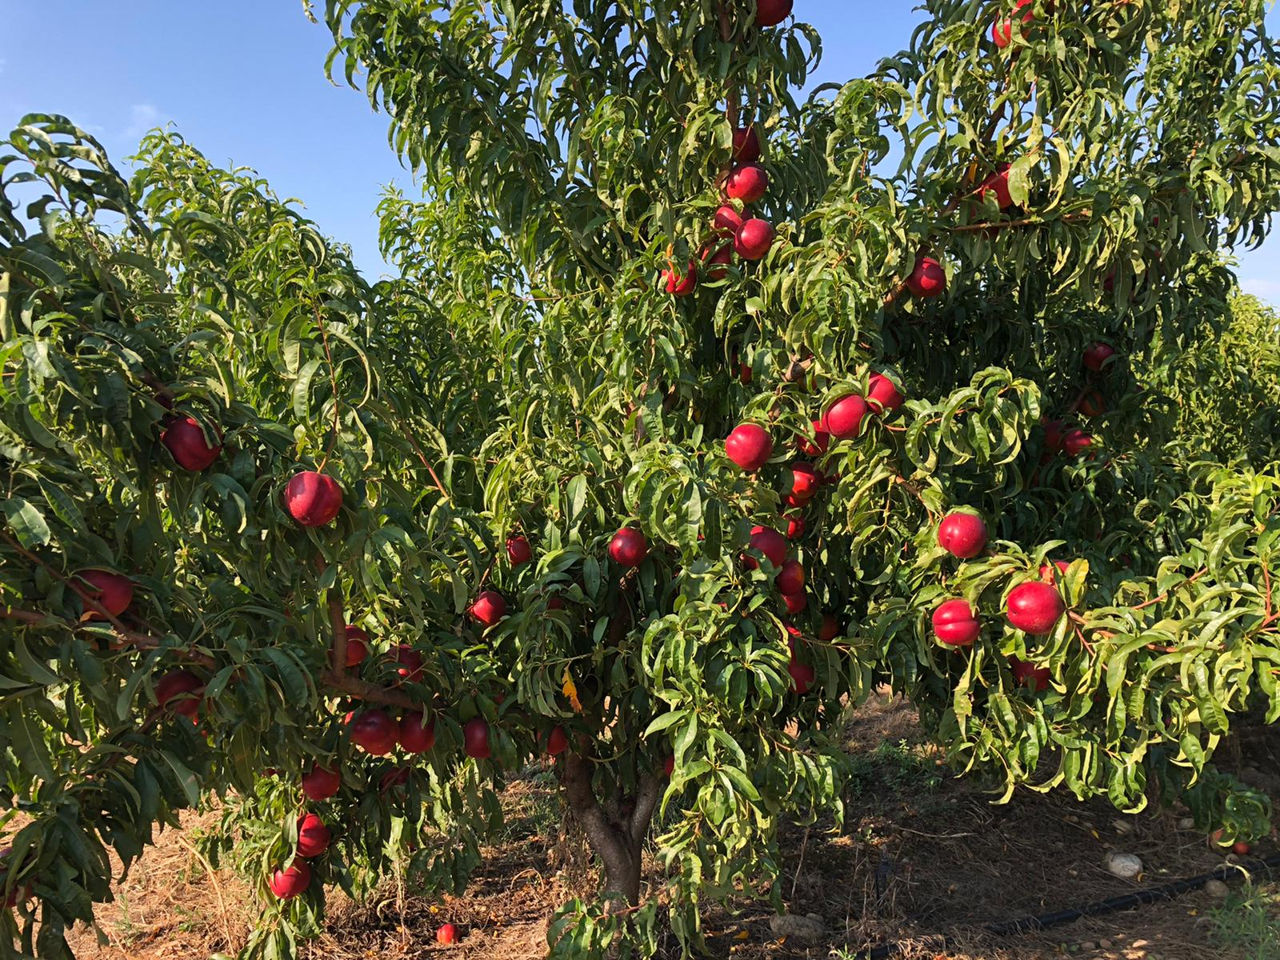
[122, 103, 162, 140]
[1240, 276, 1280, 304]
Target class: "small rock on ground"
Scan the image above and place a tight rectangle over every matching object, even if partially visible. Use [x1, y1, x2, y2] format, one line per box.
[1204, 878, 1230, 898]
[769, 912, 827, 944]
[1106, 852, 1143, 878]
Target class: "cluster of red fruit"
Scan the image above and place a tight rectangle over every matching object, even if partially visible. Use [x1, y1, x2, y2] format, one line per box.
[1041, 342, 1116, 463]
[991, 0, 1046, 49]
[931, 511, 1069, 692]
[267, 811, 332, 900]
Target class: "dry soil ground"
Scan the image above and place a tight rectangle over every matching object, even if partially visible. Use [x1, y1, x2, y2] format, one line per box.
[57, 692, 1280, 960]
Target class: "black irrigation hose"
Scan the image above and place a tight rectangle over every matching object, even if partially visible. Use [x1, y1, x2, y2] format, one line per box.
[852, 852, 1280, 960]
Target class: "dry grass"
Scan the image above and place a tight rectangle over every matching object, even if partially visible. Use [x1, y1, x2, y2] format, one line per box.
[50, 694, 1279, 960]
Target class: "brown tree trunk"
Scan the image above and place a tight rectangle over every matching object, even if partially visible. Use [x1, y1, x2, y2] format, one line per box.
[561, 749, 662, 908]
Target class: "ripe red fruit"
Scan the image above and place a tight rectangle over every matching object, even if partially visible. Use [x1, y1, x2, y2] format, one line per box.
[867, 374, 904, 414]
[75, 568, 134, 620]
[756, 0, 794, 27]
[283, 471, 343, 528]
[1042, 418, 1066, 453]
[348, 709, 397, 755]
[776, 560, 805, 596]
[1039, 560, 1071, 582]
[784, 513, 806, 540]
[155, 669, 203, 718]
[546, 725, 569, 757]
[976, 163, 1014, 210]
[344, 626, 369, 668]
[394, 643, 424, 682]
[662, 261, 697, 296]
[788, 463, 821, 504]
[734, 218, 775, 260]
[745, 526, 788, 570]
[823, 395, 869, 440]
[160, 415, 222, 471]
[1075, 390, 1106, 418]
[937, 512, 988, 559]
[783, 591, 807, 614]
[1232, 840, 1252, 856]
[992, 0, 1036, 48]
[506, 536, 532, 566]
[725, 423, 773, 471]
[662, 754, 676, 778]
[463, 717, 491, 759]
[1010, 656, 1050, 692]
[932, 599, 981, 647]
[269, 861, 311, 900]
[703, 243, 733, 281]
[1083, 341, 1116, 372]
[732, 126, 761, 162]
[469, 590, 508, 627]
[296, 813, 331, 858]
[379, 766, 410, 793]
[1063, 428, 1094, 457]
[714, 204, 745, 236]
[301, 765, 341, 801]
[0, 847, 32, 910]
[819, 614, 839, 642]
[399, 711, 436, 754]
[788, 658, 816, 695]
[436, 923, 459, 945]
[797, 420, 831, 457]
[725, 163, 768, 203]
[1005, 581, 1066, 635]
[905, 256, 946, 298]
[608, 527, 648, 567]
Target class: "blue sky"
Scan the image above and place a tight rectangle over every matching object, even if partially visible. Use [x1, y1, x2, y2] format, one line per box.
[1, 1, 1276, 301]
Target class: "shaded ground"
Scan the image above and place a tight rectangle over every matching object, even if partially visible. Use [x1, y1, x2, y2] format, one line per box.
[61, 693, 1280, 960]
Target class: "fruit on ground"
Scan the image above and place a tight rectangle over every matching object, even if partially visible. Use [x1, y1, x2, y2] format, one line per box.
[663, 261, 697, 296]
[797, 419, 830, 456]
[546, 725, 568, 756]
[394, 643, 424, 681]
[1005, 581, 1066, 635]
[296, 813, 331, 858]
[463, 717, 491, 759]
[399, 711, 436, 754]
[348, 709, 398, 755]
[976, 162, 1014, 210]
[822, 394, 869, 440]
[734, 218, 775, 260]
[756, 0, 794, 26]
[301, 765, 341, 801]
[75, 568, 134, 619]
[725, 163, 768, 203]
[436, 923, 459, 945]
[932, 599, 981, 647]
[776, 559, 805, 596]
[725, 423, 773, 471]
[608, 527, 648, 567]
[714, 204, 745, 236]
[745, 525, 788, 569]
[344, 626, 369, 667]
[283, 471, 343, 527]
[1083, 341, 1116, 372]
[155, 669, 203, 717]
[160, 415, 222, 471]
[784, 513, 806, 539]
[1010, 656, 1051, 692]
[867, 373, 904, 414]
[469, 590, 508, 627]
[506, 535, 532, 566]
[269, 861, 312, 900]
[732, 125, 761, 162]
[787, 462, 821, 504]
[1233, 841, 1252, 855]
[937, 511, 988, 559]
[1063, 428, 1094, 456]
[905, 256, 946, 298]
[992, 0, 1036, 49]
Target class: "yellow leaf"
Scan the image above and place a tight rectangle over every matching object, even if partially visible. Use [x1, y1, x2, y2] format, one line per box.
[563, 667, 583, 713]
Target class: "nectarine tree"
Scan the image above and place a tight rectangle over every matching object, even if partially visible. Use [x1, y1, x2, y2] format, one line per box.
[3, 1, 1280, 958]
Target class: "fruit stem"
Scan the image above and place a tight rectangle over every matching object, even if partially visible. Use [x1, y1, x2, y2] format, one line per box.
[1131, 567, 1208, 611]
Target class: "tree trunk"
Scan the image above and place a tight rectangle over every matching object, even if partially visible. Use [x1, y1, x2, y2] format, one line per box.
[561, 749, 662, 909]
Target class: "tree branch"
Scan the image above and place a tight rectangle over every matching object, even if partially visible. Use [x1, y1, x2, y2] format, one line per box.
[629, 772, 662, 846]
